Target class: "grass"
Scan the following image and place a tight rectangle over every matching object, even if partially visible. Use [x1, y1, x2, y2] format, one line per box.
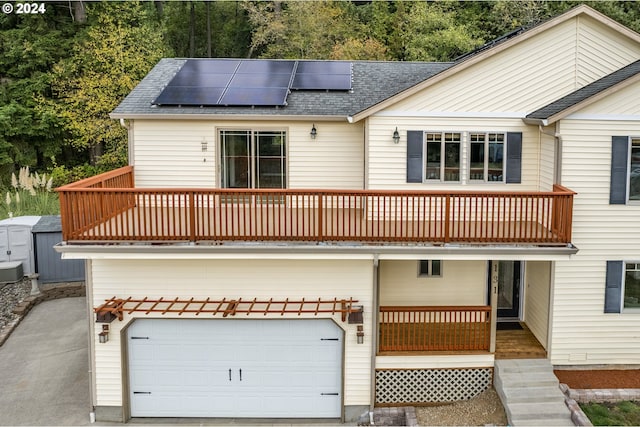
[580, 401, 640, 426]
[0, 167, 59, 219]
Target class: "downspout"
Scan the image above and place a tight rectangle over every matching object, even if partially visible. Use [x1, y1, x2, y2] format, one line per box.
[85, 259, 97, 423]
[369, 254, 379, 415]
[538, 124, 563, 185]
[119, 119, 133, 166]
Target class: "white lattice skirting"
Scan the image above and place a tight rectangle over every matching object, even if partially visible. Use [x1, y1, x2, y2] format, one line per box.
[375, 368, 493, 404]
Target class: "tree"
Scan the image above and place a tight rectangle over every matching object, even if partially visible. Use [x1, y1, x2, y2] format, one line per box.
[49, 2, 170, 168]
[244, 1, 369, 59]
[399, 1, 485, 61]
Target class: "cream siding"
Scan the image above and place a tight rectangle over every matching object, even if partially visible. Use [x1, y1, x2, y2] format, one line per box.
[131, 120, 364, 190]
[379, 260, 487, 306]
[524, 261, 551, 349]
[539, 131, 556, 191]
[386, 16, 640, 115]
[90, 258, 373, 408]
[550, 106, 640, 364]
[573, 79, 640, 117]
[367, 116, 540, 191]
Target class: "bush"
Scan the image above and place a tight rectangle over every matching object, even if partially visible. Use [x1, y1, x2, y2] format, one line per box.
[0, 167, 59, 219]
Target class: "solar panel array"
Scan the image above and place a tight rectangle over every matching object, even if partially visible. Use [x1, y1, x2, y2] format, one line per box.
[153, 59, 352, 107]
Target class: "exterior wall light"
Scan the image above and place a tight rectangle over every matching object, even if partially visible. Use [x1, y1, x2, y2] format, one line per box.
[98, 324, 109, 344]
[356, 325, 364, 344]
[310, 124, 317, 140]
[393, 127, 400, 144]
[201, 139, 208, 152]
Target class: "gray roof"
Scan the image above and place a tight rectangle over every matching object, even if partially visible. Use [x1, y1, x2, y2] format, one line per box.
[111, 59, 453, 118]
[527, 59, 640, 121]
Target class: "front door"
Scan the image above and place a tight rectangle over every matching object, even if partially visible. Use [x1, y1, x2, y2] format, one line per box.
[493, 261, 521, 319]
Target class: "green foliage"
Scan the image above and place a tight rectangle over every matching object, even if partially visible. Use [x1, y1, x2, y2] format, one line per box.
[0, 167, 59, 219]
[581, 401, 640, 426]
[163, 1, 251, 58]
[49, 1, 171, 169]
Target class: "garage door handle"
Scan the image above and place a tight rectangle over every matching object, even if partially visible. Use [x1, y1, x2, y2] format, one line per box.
[133, 392, 151, 395]
[321, 393, 339, 396]
[239, 368, 242, 381]
[229, 369, 232, 381]
[321, 338, 339, 341]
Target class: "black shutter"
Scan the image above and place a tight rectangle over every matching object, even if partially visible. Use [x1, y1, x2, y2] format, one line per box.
[505, 132, 522, 184]
[610, 136, 629, 205]
[407, 131, 423, 183]
[605, 260, 623, 313]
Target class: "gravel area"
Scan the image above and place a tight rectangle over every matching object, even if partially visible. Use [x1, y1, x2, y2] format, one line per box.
[0, 278, 31, 332]
[416, 387, 508, 426]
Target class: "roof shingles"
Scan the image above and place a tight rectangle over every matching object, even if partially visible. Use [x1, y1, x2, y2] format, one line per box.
[110, 59, 453, 119]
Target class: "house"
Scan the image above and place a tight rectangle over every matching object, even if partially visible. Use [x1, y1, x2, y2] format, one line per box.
[55, 4, 640, 423]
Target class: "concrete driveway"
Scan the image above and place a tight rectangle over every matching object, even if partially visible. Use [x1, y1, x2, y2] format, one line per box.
[0, 297, 91, 426]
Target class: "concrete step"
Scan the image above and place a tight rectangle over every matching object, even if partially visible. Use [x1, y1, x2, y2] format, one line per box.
[510, 416, 575, 426]
[498, 385, 566, 404]
[495, 372, 559, 388]
[506, 401, 571, 418]
[494, 358, 573, 427]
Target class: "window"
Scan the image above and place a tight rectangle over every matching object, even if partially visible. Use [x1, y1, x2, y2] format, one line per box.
[624, 262, 640, 309]
[418, 260, 442, 277]
[629, 139, 640, 201]
[406, 131, 521, 184]
[425, 133, 461, 182]
[469, 133, 505, 182]
[220, 130, 286, 189]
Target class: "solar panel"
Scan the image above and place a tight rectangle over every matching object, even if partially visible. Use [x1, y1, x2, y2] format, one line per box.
[152, 59, 352, 107]
[291, 73, 351, 90]
[220, 87, 289, 106]
[229, 73, 292, 88]
[153, 86, 224, 106]
[291, 61, 351, 90]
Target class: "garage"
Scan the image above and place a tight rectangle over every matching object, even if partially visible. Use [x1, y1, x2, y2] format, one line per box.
[127, 318, 344, 418]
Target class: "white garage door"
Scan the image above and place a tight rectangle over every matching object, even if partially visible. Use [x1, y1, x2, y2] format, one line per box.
[128, 319, 343, 418]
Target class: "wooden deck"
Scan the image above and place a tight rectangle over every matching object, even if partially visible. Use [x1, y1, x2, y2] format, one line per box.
[57, 166, 576, 244]
[495, 323, 546, 359]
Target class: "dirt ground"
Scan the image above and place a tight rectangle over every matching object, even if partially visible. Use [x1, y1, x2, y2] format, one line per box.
[554, 369, 640, 389]
[415, 387, 508, 426]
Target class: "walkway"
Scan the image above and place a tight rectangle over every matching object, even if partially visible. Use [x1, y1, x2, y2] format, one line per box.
[494, 359, 573, 426]
[0, 297, 90, 426]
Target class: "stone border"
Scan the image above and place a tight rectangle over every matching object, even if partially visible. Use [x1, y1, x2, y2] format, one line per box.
[560, 383, 640, 426]
[0, 281, 85, 346]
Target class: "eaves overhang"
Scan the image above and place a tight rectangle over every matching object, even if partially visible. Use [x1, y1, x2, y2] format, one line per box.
[55, 242, 578, 261]
[109, 113, 351, 122]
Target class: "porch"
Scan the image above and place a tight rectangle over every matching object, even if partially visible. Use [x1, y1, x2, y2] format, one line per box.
[377, 306, 545, 359]
[57, 166, 575, 245]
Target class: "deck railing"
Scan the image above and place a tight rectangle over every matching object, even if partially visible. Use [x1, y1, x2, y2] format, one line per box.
[57, 166, 575, 244]
[378, 306, 492, 352]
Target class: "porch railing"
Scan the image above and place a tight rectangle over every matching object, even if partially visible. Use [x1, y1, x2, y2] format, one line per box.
[378, 306, 491, 352]
[57, 166, 575, 244]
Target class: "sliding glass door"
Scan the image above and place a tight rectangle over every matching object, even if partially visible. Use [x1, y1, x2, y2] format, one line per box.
[220, 130, 286, 189]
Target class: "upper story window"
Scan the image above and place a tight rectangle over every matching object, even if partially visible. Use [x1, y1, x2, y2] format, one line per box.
[426, 132, 461, 182]
[469, 133, 505, 182]
[220, 130, 286, 189]
[629, 138, 640, 201]
[406, 130, 521, 185]
[624, 262, 640, 309]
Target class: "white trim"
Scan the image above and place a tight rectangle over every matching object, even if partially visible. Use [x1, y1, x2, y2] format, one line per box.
[375, 354, 494, 369]
[373, 111, 527, 119]
[622, 261, 640, 313]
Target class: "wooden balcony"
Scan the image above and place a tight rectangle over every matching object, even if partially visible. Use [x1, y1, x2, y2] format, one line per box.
[57, 166, 575, 245]
[378, 306, 491, 352]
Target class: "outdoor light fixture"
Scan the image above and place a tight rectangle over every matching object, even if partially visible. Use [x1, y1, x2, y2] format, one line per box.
[201, 139, 208, 152]
[310, 124, 317, 140]
[392, 127, 400, 144]
[98, 324, 109, 344]
[356, 325, 364, 344]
